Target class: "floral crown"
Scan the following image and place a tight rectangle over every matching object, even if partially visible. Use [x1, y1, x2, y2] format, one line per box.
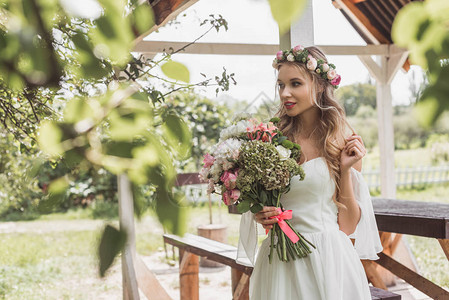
[272, 45, 341, 88]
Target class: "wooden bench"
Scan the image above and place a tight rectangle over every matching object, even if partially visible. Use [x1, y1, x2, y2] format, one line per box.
[163, 233, 401, 300]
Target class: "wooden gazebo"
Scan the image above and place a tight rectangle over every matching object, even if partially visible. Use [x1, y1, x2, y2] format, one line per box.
[117, 0, 449, 299]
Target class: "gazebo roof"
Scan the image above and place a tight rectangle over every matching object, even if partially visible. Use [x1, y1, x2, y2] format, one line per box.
[332, 0, 424, 71]
[145, 0, 416, 71]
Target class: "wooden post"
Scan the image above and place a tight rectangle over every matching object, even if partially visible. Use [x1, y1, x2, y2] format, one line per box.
[118, 174, 140, 300]
[179, 250, 199, 300]
[290, 0, 314, 47]
[118, 174, 172, 300]
[231, 268, 249, 300]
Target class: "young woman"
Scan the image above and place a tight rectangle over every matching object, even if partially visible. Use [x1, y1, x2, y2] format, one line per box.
[237, 46, 383, 299]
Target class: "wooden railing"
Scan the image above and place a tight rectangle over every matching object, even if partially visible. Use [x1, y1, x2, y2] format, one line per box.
[177, 166, 449, 202]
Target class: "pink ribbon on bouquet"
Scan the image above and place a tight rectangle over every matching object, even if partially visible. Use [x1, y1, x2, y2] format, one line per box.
[265, 208, 299, 243]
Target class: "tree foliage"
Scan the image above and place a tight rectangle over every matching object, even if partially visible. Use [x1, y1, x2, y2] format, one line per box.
[0, 0, 306, 276]
[0, 0, 235, 276]
[336, 83, 376, 116]
[392, 0, 449, 127]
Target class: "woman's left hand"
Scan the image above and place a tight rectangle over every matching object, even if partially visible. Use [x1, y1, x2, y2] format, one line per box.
[340, 134, 366, 173]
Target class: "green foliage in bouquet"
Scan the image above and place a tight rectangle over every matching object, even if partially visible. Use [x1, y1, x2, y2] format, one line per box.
[235, 117, 304, 214]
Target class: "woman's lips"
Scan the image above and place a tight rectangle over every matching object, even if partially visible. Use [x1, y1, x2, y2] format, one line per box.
[284, 102, 296, 109]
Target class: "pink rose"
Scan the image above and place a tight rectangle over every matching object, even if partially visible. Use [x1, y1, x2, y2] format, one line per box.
[220, 170, 231, 183]
[224, 173, 237, 190]
[327, 69, 337, 80]
[222, 190, 232, 205]
[272, 58, 278, 68]
[306, 57, 317, 70]
[322, 63, 329, 72]
[229, 189, 241, 201]
[292, 45, 303, 53]
[276, 51, 284, 60]
[331, 74, 341, 86]
[203, 153, 215, 168]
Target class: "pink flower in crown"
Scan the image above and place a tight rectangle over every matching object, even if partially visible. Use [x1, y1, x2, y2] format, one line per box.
[327, 69, 337, 80]
[331, 74, 341, 86]
[272, 58, 278, 68]
[292, 45, 304, 54]
[322, 63, 330, 72]
[306, 57, 317, 71]
[276, 51, 284, 60]
[203, 153, 215, 168]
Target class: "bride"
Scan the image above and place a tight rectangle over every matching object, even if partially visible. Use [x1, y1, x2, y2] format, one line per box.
[237, 45, 383, 300]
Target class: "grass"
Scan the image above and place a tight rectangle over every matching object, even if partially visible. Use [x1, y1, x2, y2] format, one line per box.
[364, 147, 434, 169]
[1, 146, 449, 297]
[0, 230, 123, 300]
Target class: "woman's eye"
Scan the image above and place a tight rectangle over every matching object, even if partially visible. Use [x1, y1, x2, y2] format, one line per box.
[278, 84, 285, 89]
[292, 81, 301, 87]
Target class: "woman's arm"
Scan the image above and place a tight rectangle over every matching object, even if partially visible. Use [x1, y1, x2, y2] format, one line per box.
[337, 134, 366, 235]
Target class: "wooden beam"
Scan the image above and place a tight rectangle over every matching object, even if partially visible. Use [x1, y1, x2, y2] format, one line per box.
[358, 55, 382, 81]
[377, 252, 449, 299]
[134, 0, 199, 44]
[134, 255, 173, 300]
[386, 49, 409, 84]
[333, 0, 389, 44]
[438, 239, 449, 260]
[133, 41, 407, 57]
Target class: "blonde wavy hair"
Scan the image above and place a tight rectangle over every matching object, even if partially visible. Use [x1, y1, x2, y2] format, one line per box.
[274, 46, 354, 208]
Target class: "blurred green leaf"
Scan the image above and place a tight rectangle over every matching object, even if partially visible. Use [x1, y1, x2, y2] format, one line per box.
[268, 0, 307, 35]
[38, 121, 64, 156]
[98, 224, 127, 277]
[162, 113, 192, 159]
[64, 98, 95, 123]
[130, 4, 155, 35]
[37, 176, 69, 213]
[90, 0, 133, 65]
[154, 187, 186, 235]
[161, 61, 190, 83]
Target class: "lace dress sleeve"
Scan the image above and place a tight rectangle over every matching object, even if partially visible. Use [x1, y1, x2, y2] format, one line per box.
[348, 168, 383, 260]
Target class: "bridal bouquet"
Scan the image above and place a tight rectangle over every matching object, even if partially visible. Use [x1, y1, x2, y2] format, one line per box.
[199, 113, 315, 263]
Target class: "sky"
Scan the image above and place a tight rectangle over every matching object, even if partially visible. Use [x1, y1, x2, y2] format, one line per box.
[143, 0, 424, 107]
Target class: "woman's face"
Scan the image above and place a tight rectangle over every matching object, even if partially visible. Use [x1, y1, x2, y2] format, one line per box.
[277, 64, 316, 118]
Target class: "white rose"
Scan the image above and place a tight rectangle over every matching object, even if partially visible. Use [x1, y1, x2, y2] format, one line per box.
[327, 69, 337, 80]
[306, 58, 317, 70]
[322, 63, 329, 72]
[235, 121, 247, 135]
[287, 54, 295, 62]
[276, 145, 291, 161]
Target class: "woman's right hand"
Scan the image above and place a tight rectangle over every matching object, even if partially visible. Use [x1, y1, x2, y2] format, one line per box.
[254, 206, 280, 230]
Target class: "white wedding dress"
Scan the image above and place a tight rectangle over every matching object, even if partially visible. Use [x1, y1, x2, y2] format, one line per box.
[237, 157, 383, 300]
